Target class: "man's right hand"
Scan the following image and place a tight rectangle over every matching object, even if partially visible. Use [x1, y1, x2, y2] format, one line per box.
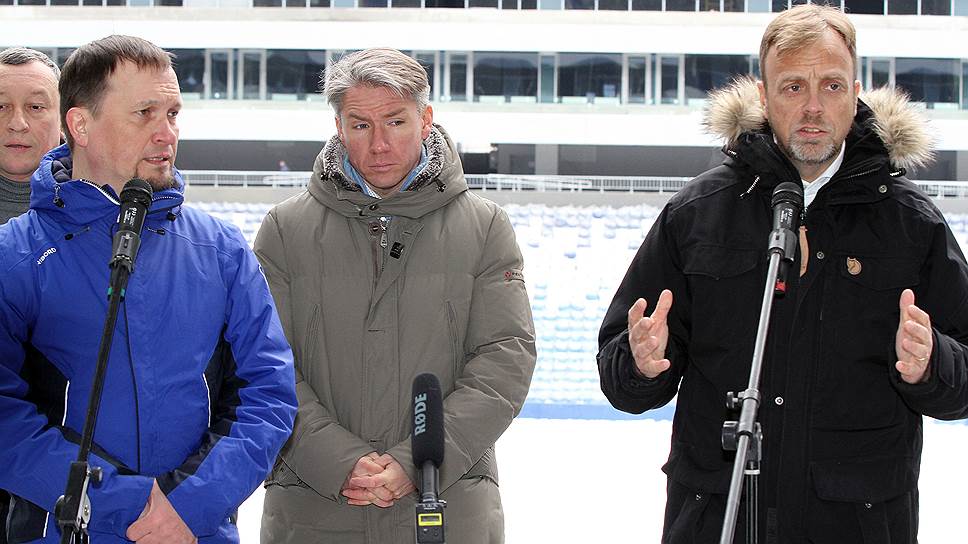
[627, 289, 674, 379]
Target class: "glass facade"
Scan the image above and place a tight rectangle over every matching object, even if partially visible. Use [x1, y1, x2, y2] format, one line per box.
[143, 47, 968, 111]
[685, 54, 748, 103]
[557, 53, 622, 103]
[896, 58, 960, 107]
[473, 52, 538, 102]
[266, 50, 326, 100]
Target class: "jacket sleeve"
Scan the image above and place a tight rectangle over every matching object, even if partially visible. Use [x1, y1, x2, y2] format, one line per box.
[891, 220, 968, 420]
[253, 211, 375, 501]
[597, 204, 688, 414]
[158, 227, 297, 537]
[386, 207, 537, 492]
[0, 260, 153, 540]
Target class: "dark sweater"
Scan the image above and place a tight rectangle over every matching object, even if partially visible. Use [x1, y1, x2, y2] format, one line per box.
[0, 175, 30, 225]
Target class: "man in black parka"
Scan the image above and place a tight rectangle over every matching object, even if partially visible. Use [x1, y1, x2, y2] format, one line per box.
[598, 5, 968, 543]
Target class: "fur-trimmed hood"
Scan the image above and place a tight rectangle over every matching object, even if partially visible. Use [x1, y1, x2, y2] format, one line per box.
[308, 123, 468, 219]
[703, 76, 935, 173]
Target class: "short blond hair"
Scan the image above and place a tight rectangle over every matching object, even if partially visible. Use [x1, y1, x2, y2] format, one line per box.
[759, 4, 857, 85]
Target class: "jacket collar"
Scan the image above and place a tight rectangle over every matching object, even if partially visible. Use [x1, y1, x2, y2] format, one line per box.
[308, 123, 468, 220]
[30, 144, 185, 227]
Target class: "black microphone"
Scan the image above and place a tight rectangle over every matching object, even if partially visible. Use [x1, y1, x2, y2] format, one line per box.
[412, 373, 446, 544]
[769, 182, 804, 297]
[107, 178, 153, 299]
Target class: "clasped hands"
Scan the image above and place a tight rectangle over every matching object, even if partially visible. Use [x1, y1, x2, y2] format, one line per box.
[340, 452, 416, 508]
[628, 288, 933, 384]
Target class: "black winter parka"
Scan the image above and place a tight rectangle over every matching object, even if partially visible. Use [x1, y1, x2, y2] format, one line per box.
[598, 81, 968, 544]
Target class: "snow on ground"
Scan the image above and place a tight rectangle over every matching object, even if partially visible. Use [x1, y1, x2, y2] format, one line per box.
[237, 417, 968, 543]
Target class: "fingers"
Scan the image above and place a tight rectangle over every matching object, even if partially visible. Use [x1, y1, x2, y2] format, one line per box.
[650, 290, 674, 323]
[627, 298, 648, 332]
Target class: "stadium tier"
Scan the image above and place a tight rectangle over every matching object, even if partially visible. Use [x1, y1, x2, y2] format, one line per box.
[195, 201, 968, 420]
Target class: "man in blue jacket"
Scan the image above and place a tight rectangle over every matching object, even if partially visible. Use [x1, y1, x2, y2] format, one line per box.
[0, 35, 297, 543]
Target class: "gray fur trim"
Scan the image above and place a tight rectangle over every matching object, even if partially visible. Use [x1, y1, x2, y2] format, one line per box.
[703, 76, 936, 170]
[319, 125, 447, 192]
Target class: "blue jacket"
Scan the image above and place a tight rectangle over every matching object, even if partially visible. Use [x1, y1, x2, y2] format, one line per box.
[0, 145, 297, 543]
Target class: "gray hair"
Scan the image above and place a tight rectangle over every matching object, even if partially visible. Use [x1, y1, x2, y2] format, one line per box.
[0, 47, 60, 78]
[323, 48, 430, 115]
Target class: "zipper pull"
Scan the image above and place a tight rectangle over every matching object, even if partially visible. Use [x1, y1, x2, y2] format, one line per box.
[380, 231, 388, 249]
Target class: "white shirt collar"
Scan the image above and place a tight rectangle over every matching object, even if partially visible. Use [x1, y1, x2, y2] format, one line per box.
[802, 143, 846, 209]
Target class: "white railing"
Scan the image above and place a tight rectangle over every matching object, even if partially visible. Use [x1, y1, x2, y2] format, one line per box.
[180, 170, 967, 196]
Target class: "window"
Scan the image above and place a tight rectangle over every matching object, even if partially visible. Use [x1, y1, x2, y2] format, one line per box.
[557, 53, 622, 103]
[631, 0, 660, 8]
[448, 53, 468, 101]
[658, 55, 680, 105]
[628, 56, 648, 104]
[870, 58, 891, 88]
[414, 52, 437, 100]
[843, 0, 882, 13]
[170, 49, 205, 98]
[473, 52, 538, 102]
[393, 0, 422, 6]
[426, 0, 464, 5]
[896, 58, 959, 107]
[722, 0, 743, 10]
[565, 0, 593, 7]
[469, 0, 498, 5]
[921, 0, 950, 13]
[887, 0, 916, 13]
[267, 50, 326, 100]
[666, 0, 695, 9]
[598, 0, 628, 8]
[685, 54, 750, 103]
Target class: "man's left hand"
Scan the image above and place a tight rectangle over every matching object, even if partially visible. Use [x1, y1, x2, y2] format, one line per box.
[896, 289, 934, 385]
[126, 480, 196, 544]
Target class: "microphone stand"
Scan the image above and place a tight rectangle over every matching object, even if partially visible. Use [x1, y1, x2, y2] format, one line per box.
[719, 213, 798, 544]
[55, 241, 138, 544]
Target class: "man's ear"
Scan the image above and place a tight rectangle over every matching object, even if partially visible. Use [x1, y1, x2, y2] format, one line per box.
[335, 114, 346, 146]
[421, 105, 434, 140]
[66, 107, 90, 147]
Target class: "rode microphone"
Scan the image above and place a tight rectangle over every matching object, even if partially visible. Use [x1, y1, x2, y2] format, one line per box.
[769, 182, 804, 297]
[412, 373, 446, 544]
[108, 178, 153, 299]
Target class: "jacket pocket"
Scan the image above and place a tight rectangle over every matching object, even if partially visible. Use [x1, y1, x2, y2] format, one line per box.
[265, 456, 312, 491]
[301, 304, 320, 382]
[813, 254, 921, 430]
[681, 244, 761, 381]
[810, 456, 918, 543]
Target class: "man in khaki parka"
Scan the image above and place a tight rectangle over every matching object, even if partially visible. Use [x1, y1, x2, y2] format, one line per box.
[255, 48, 537, 544]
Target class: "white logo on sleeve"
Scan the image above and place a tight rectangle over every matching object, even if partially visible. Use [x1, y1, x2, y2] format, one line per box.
[36, 247, 57, 265]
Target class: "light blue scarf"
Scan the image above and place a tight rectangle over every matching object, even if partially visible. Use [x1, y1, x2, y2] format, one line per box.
[343, 144, 429, 199]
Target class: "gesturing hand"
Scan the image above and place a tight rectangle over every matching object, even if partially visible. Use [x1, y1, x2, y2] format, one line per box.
[896, 288, 933, 384]
[627, 289, 674, 379]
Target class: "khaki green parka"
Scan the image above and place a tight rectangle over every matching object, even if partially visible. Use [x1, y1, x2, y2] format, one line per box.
[255, 124, 537, 544]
